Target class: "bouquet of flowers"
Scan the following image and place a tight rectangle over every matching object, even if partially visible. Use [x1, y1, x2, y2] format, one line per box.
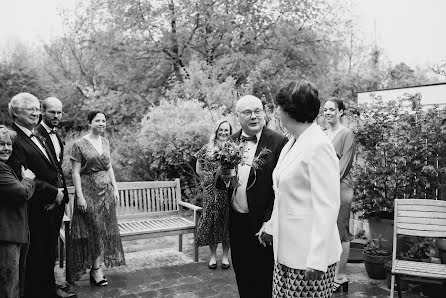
[206, 140, 246, 178]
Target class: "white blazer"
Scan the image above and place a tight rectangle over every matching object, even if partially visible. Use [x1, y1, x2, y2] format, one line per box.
[265, 123, 342, 272]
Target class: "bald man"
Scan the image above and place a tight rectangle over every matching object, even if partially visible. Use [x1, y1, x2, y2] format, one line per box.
[7, 94, 76, 298]
[35, 97, 76, 297]
[223, 95, 287, 298]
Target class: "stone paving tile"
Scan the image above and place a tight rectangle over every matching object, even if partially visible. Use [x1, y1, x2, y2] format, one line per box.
[58, 235, 445, 297]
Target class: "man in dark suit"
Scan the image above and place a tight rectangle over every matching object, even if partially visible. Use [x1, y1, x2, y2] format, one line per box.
[7, 93, 76, 298]
[224, 95, 287, 298]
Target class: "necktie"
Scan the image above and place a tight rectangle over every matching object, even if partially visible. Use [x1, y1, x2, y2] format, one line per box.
[49, 129, 56, 134]
[241, 135, 257, 143]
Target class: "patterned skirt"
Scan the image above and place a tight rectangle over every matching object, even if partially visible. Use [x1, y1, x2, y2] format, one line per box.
[273, 263, 336, 298]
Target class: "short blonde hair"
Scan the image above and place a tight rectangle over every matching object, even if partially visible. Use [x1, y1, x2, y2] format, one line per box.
[0, 125, 17, 142]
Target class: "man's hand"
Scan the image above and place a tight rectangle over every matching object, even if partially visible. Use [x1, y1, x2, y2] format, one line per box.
[21, 166, 35, 180]
[304, 268, 324, 280]
[55, 188, 64, 205]
[255, 223, 273, 247]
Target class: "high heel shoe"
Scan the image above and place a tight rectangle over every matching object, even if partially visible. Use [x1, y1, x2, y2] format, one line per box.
[332, 280, 348, 293]
[90, 267, 108, 286]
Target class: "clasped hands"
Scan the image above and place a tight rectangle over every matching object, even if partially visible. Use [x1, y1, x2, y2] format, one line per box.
[44, 188, 65, 211]
[255, 224, 324, 281]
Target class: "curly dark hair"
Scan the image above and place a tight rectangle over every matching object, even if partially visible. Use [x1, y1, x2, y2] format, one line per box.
[275, 80, 320, 123]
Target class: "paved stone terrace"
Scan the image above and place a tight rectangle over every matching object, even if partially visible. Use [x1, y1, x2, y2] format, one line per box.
[56, 235, 443, 297]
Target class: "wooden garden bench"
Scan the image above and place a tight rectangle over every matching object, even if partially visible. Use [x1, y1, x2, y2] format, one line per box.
[390, 199, 446, 298]
[60, 178, 202, 283]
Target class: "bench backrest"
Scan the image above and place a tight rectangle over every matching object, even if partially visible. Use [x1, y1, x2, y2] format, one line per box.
[66, 178, 182, 221]
[394, 199, 446, 238]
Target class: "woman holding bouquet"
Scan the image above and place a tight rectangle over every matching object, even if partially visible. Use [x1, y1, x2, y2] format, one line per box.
[195, 119, 233, 270]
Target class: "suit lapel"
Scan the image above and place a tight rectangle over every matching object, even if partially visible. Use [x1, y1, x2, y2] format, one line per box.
[13, 124, 56, 169]
[36, 124, 58, 163]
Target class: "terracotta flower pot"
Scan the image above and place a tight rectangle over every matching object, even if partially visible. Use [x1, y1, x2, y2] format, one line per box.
[363, 252, 391, 279]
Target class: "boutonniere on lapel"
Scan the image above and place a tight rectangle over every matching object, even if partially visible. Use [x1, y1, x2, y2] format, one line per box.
[249, 147, 271, 170]
[244, 147, 271, 190]
[33, 131, 47, 146]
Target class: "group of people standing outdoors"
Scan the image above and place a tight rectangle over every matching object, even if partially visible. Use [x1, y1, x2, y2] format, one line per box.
[195, 80, 356, 298]
[0, 93, 125, 298]
[1, 78, 355, 298]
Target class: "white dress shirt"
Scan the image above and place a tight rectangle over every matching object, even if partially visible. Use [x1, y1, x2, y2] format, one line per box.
[41, 122, 62, 162]
[15, 122, 51, 161]
[232, 129, 263, 213]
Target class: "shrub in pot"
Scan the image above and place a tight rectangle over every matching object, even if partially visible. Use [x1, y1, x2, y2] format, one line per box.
[352, 96, 446, 251]
[399, 236, 433, 263]
[363, 237, 392, 279]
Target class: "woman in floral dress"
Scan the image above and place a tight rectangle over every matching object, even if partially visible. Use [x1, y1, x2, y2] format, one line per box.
[195, 119, 233, 269]
[70, 110, 125, 286]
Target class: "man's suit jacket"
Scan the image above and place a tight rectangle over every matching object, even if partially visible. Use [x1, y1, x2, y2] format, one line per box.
[265, 123, 342, 272]
[225, 127, 287, 232]
[35, 123, 69, 203]
[0, 161, 35, 243]
[7, 124, 62, 211]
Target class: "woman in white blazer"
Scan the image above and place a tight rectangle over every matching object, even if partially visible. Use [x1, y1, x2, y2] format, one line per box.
[262, 80, 342, 298]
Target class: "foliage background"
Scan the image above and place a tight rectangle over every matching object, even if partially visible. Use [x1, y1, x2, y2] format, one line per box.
[1, 0, 444, 201]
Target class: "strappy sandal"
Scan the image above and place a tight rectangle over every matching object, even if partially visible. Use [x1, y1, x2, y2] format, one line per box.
[90, 266, 108, 286]
[332, 279, 348, 293]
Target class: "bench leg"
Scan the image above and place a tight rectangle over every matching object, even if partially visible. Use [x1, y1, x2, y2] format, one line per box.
[178, 234, 183, 252]
[396, 275, 402, 298]
[59, 237, 64, 268]
[390, 274, 395, 298]
[64, 221, 74, 284]
[194, 231, 199, 262]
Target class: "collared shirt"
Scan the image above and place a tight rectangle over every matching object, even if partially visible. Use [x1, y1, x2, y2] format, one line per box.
[15, 122, 51, 162]
[233, 129, 263, 213]
[41, 121, 62, 162]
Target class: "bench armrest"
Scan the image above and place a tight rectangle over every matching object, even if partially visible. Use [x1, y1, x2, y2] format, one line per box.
[178, 201, 202, 223]
[178, 201, 202, 212]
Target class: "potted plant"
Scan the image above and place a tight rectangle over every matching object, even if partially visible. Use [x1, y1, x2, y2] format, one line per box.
[435, 238, 446, 264]
[399, 236, 433, 263]
[352, 96, 446, 251]
[363, 237, 392, 279]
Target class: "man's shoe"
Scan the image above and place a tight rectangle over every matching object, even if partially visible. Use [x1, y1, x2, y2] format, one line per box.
[53, 288, 77, 298]
[56, 284, 70, 291]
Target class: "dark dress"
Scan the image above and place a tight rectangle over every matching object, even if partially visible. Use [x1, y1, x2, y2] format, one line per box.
[70, 137, 125, 280]
[195, 144, 230, 247]
[330, 127, 356, 242]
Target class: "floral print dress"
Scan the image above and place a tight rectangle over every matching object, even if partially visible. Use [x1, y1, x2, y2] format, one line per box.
[70, 137, 125, 280]
[195, 144, 230, 247]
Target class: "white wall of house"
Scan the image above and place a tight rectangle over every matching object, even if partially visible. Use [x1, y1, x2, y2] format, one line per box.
[358, 83, 446, 108]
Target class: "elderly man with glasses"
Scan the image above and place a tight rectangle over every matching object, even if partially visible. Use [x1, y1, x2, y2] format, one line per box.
[7, 93, 76, 298]
[218, 95, 287, 298]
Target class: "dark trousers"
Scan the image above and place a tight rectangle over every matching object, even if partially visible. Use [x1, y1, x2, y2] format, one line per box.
[229, 209, 274, 298]
[0, 241, 28, 298]
[25, 204, 64, 298]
